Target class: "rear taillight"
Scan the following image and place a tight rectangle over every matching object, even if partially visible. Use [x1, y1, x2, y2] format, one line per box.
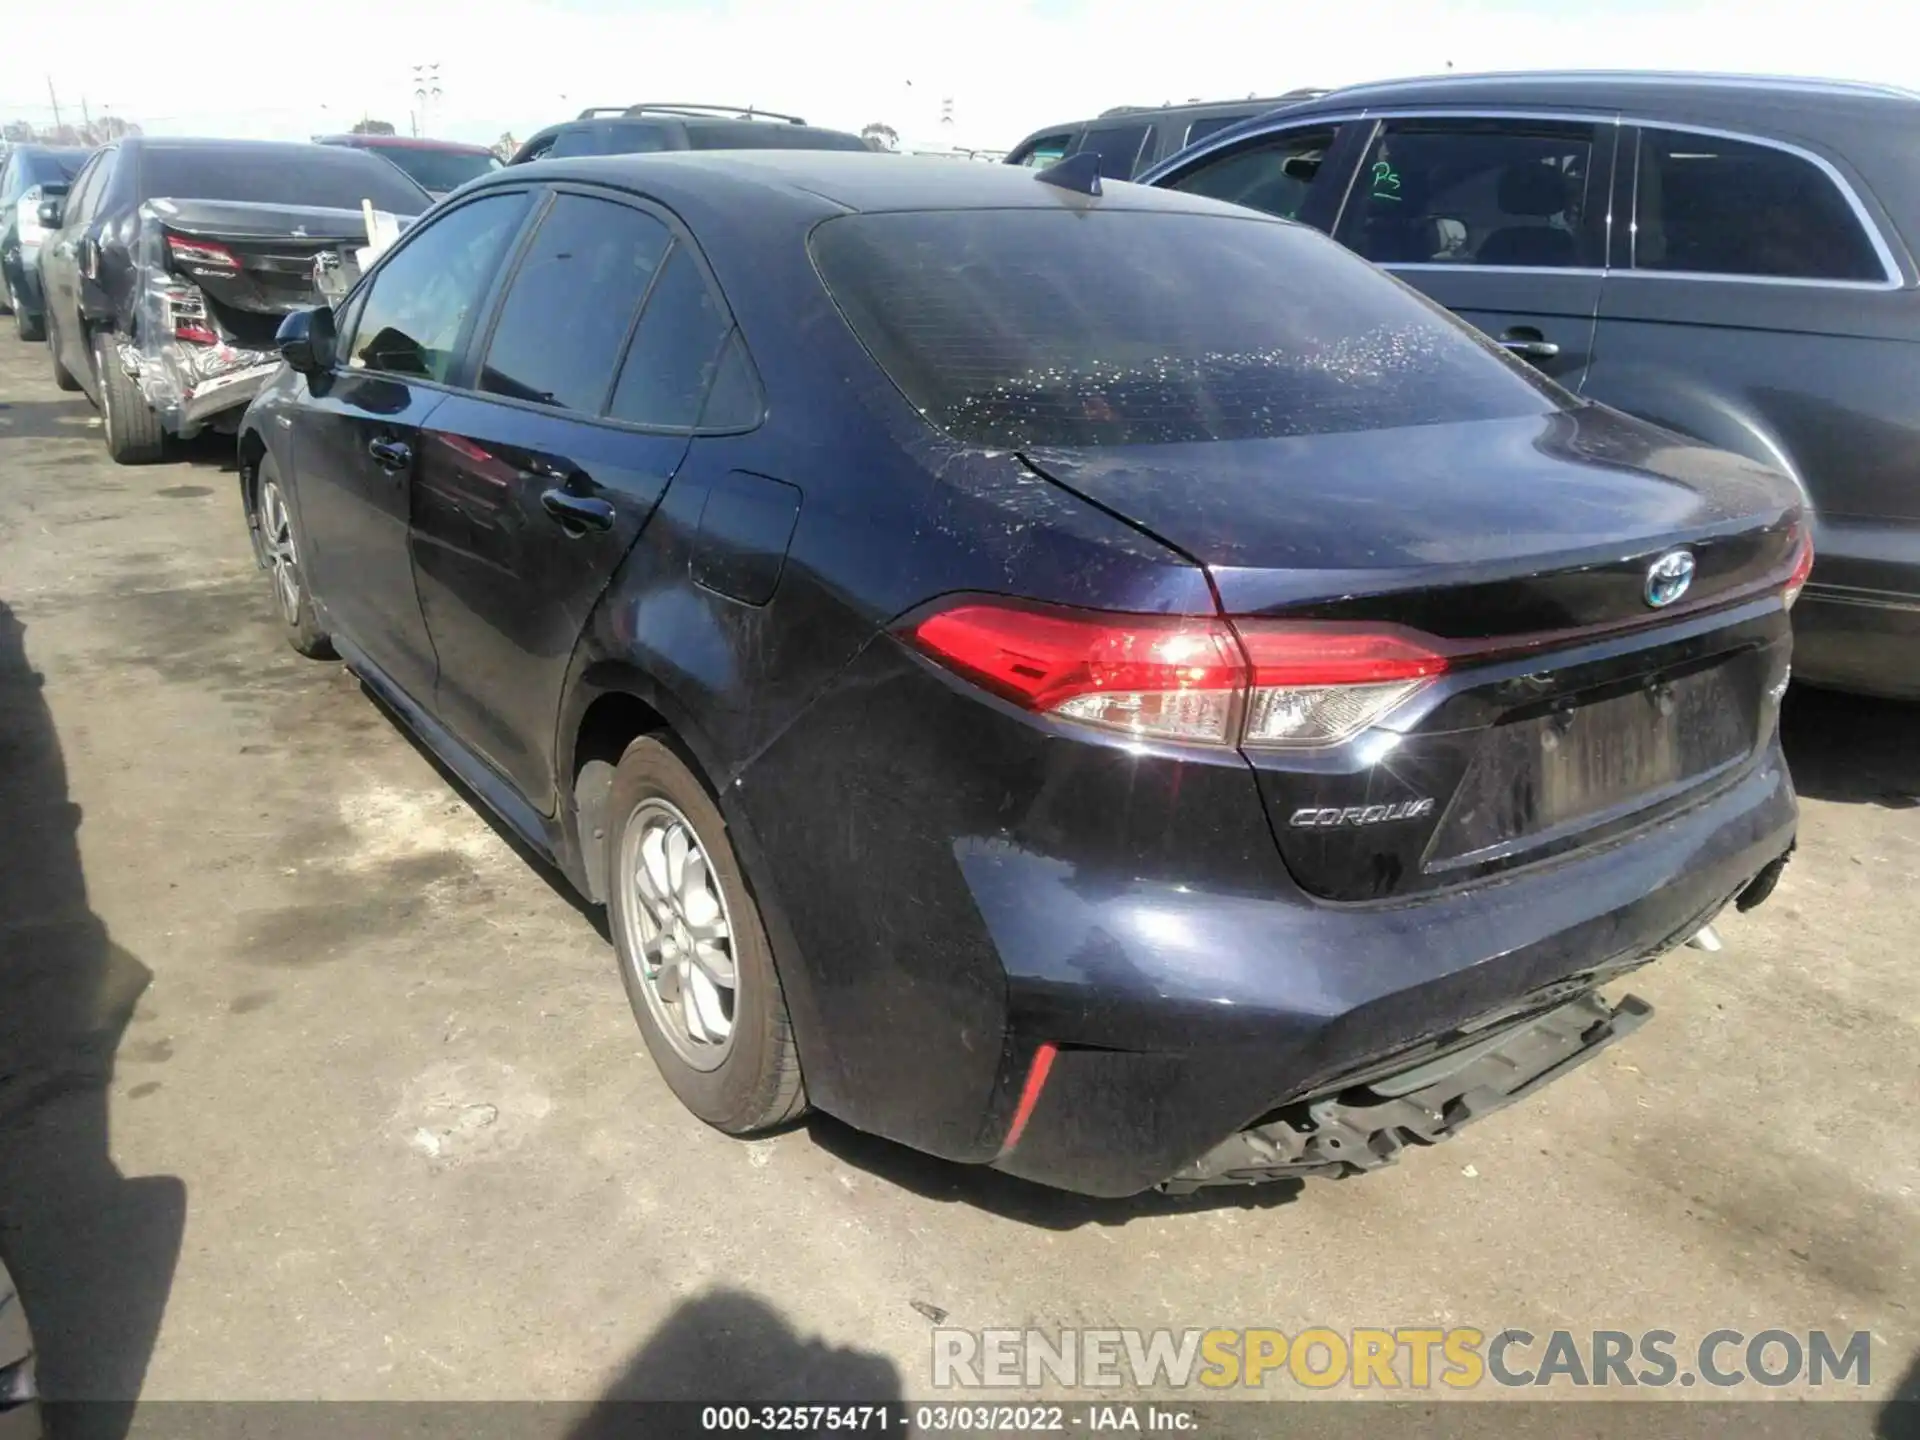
[1784, 530, 1814, 611]
[1235, 622, 1449, 748]
[167, 233, 239, 272]
[910, 604, 1247, 745]
[907, 602, 1447, 749]
[162, 281, 217, 345]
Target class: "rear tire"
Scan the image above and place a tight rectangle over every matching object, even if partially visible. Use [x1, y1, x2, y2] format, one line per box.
[606, 736, 807, 1135]
[94, 330, 166, 464]
[48, 317, 80, 391]
[255, 456, 334, 659]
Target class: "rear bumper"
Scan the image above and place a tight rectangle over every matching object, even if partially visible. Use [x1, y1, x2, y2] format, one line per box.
[982, 747, 1795, 1196]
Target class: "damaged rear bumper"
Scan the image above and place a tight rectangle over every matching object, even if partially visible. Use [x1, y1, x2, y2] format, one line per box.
[1161, 990, 1653, 1192]
[117, 337, 278, 438]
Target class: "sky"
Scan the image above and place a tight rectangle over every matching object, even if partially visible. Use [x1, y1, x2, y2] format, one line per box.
[2, 0, 1912, 154]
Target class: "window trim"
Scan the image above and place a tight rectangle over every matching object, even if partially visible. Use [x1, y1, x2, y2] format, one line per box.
[335, 184, 541, 390]
[1621, 117, 1901, 290]
[1155, 104, 1905, 291]
[459, 180, 765, 437]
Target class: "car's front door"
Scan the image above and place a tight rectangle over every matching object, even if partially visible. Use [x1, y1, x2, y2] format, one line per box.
[40, 150, 105, 382]
[1329, 116, 1616, 390]
[411, 189, 738, 809]
[293, 189, 533, 703]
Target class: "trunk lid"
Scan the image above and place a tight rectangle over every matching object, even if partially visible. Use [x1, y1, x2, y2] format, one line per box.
[148, 197, 369, 347]
[1024, 406, 1803, 902]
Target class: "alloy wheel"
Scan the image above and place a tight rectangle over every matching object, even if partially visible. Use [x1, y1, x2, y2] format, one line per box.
[259, 480, 303, 626]
[617, 798, 738, 1071]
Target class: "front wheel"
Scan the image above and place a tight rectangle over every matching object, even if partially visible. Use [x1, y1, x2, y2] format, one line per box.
[94, 330, 165, 464]
[256, 458, 333, 658]
[606, 736, 807, 1135]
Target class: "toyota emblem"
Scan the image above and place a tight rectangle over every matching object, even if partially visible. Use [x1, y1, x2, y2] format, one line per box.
[1644, 549, 1696, 608]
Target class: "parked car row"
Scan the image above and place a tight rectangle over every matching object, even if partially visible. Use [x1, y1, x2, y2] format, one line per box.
[15, 104, 871, 464]
[232, 133, 1803, 1197]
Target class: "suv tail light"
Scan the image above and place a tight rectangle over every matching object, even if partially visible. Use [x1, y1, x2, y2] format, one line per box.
[1784, 530, 1814, 611]
[906, 602, 1449, 750]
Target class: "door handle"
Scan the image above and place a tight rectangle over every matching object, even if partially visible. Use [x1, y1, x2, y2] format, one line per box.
[540, 488, 615, 533]
[367, 437, 412, 471]
[1499, 329, 1561, 361]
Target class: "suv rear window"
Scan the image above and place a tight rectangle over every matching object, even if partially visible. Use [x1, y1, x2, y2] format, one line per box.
[143, 146, 428, 212]
[811, 209, 1562, 447]
[376, 146, 501, 192]
[684, 124, 871, 152]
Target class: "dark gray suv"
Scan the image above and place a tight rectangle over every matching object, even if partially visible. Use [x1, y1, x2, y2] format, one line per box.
[1144, 71, 1920, 700]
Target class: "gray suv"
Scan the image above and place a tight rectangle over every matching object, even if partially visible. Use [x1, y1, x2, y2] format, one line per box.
[1144, 71, 1920, 700]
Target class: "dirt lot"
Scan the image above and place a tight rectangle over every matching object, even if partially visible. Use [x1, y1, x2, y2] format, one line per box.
[0, 327, 1915, 1423]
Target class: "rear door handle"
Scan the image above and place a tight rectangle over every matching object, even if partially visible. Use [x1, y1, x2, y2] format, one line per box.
[368, 437, 411, 470]
[540, 488, 615, 533]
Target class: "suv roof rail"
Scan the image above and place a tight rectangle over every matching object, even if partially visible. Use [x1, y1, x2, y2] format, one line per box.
[617, 103, 808, 124]
[1096, 90, 1329, 117]
[574, 107, 632, 119]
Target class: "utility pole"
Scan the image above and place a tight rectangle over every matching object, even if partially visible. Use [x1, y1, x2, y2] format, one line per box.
[45, 76, 63, 135]
[80, 95, 92, 136]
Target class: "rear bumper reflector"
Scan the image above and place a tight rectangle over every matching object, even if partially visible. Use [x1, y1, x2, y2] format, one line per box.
[999, 1042, 1058, 1156]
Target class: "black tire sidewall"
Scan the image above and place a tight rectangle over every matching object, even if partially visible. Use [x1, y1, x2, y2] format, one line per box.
[605, 736, 799, 1133]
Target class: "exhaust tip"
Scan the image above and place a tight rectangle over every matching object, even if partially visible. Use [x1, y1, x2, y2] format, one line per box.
[1686, 923, 1724, 953]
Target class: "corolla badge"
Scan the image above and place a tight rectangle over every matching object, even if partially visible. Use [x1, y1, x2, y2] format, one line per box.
[1644, 549, 1696, 608]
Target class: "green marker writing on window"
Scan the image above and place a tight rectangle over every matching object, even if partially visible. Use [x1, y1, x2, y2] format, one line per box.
[1370, 159, 1402, 203]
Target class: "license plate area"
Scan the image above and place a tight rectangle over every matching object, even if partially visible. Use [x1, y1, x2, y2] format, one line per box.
[1426, 660, 1758, 871]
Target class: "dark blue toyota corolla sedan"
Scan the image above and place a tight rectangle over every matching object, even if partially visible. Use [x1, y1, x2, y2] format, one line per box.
[237, 151, 1806, 1197]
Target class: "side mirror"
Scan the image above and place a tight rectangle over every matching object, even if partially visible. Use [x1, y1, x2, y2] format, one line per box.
[36, 197, 64, 229]
[276, 306, 337, 377]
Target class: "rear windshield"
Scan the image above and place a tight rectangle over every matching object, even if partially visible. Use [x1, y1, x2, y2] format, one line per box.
[685, 124, 872, 152]
[19, 149, 87, 187]
[375, 147, 500, 193]
[142, 146, 430, 213]
[810, 208, 1564, 447]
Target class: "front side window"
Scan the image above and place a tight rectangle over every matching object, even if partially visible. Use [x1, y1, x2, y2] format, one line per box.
[1167, 127, 1338, 222]
[64, 154, 107, 225]
[1632, 128, 1884, 282]
[347, 192, 530, 381]
[479, 194, 671, 412]
[1336, 120, 1600, 268]
[1073, 123, 1152, 179]
[811, 208, 1565, 448]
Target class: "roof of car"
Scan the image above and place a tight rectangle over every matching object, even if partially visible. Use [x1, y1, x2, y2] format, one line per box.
[9, 144, 90, 159]
[492, 149, 1256, 218]
[1260, 69, 1920, 131]
[317, 133, 495, 155]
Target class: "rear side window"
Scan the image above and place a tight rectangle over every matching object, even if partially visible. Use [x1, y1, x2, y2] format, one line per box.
[1183, 115, 1248, 149]
[1632, 128, 1885, 282]
[1336, 120, 1601, 267]
[347, 192, 530, 381]
[1167, 127, 1339, 221]
[548, 123, 671, 158]
[1073, 123, 1152, 179]
[142, 145, 428, 212]
[811, 209, 1563, 448]
[1011, 133, 1074, 169]
[479, 195, 672, 412]
[607, 245, 733, 427]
